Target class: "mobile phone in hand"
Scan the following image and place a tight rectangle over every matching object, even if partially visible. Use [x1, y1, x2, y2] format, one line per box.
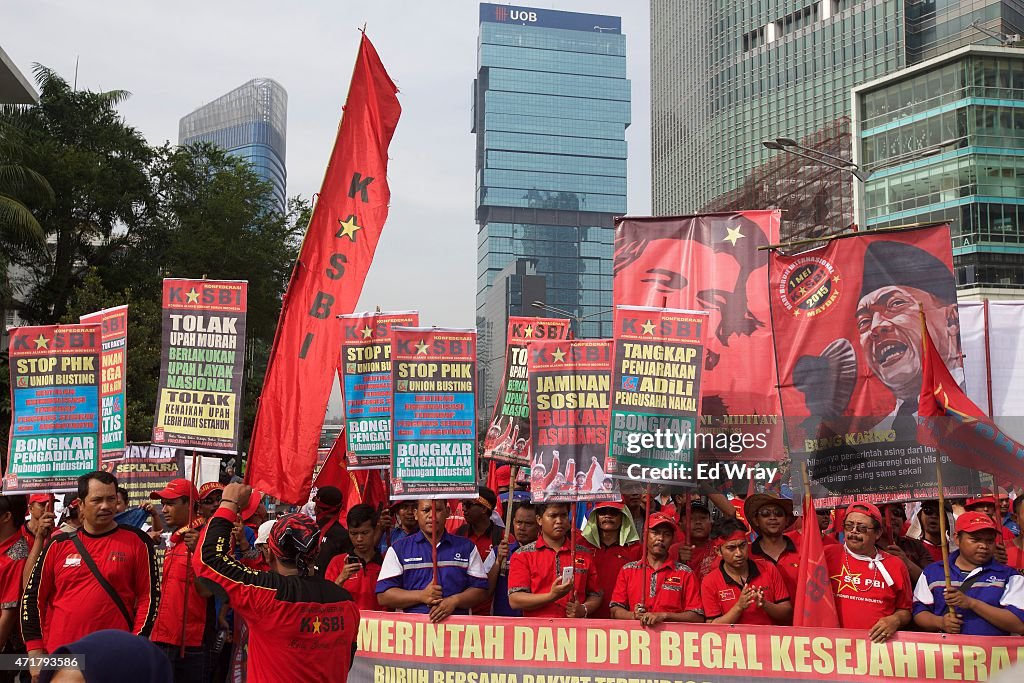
[560, 566, 574, 585]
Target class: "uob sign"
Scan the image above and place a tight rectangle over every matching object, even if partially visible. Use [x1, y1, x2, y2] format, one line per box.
[495, 6, 538, 22]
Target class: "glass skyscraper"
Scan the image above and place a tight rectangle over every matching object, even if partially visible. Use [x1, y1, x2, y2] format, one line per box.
[179, 78, 288, 211]
[652, 0, 1023, 219]
[474, 2, 629, 424]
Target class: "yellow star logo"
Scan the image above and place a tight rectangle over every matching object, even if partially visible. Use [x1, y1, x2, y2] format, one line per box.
[523, 325, 533, 338]
[833, 274, 841, 283]
[186, 288, 200, 304]
[361, 325, 373, 339]
[831, 564, 861, 595]
[551, 347, 566, 363]
[416, 340, 429, 355]
[798, 286, 808, 296]
[33, 334, 49, 350]
[641, 320, 656, 335]
[311, 617, 322, 634]
[724, 226, 744, 246]
[338, 215, 362, 242]
[793, 309, 801, 317]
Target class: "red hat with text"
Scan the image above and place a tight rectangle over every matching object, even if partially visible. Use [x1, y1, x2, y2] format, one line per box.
[955, 511, 998, 535]
[150, 479, 198, 502]
[845, 501, 883, 526]
[647, 511, 678, 531]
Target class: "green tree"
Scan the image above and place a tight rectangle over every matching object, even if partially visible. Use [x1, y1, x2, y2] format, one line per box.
[0, 118, 52, 301]
[3, 65, 154, 324]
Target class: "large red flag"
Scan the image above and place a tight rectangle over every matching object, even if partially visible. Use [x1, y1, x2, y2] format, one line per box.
[246, 34, 401, 503]
[918, 324, 1024, 484]
[314, 433, 388, 517]
[793, 496, 840, 628]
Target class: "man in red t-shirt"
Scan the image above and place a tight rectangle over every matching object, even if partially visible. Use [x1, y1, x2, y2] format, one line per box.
[0, 495, 29, 653]
[148, 478, 211, 679]
[746, 494, 800, 603]
[701, 518, 791, 625]
[325, 504, 385, 611]
[22, 471, 158, 681]
[824, 502, 912, 642]
[669, 501, 718, 579]
[508, 502, 602, 619]
[580, 501, 641, 618]
[609, 512, 703, 625]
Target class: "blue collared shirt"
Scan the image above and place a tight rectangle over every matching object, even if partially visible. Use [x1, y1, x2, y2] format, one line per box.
[376, 531, 488, 614]
[913, 551, 1024, 636]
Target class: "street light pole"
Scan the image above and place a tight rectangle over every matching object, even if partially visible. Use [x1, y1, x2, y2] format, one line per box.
[530, 301, 613, 338]
[763, 136, 965, 231]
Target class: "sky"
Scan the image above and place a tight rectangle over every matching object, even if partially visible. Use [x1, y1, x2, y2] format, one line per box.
[0, 0, 651, 330]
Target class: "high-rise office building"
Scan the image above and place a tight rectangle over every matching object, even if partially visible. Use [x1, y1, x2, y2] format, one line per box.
[474, 2, 629, 422]
[652, 0, 1022, 219]
[179, 78, 287, 211]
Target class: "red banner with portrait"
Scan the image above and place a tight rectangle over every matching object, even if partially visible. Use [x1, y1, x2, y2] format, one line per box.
[614, 211, 781, 465]
[768, 225, 984, 506]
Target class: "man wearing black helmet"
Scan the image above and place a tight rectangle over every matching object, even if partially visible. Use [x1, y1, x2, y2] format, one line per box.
[195, 483, 359, 683]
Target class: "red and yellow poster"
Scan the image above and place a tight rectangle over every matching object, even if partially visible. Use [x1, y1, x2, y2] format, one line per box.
[528, 339, 615, 502]
[353, 612, 1022, 682]
[614, 211, 782, 462]
[769, 225, 982, 506]
[81, 305, 128, 454]
[153, 278, 247, 454]
[483, 316, 571, 467]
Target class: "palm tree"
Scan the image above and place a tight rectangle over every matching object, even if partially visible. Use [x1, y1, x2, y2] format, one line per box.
[0, 117, 52, 302]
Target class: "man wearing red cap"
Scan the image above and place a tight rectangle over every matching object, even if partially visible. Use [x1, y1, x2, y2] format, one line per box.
[824, 502, 913, 642]
[198, 482, 225, 520]
[147, 478, 212, 679]
[913, 511, 1024, 636]
[701, 518, 792, 625]
[965, 495, 1015, 555]
[580, 501, 641, 619]
[22, 471, 158, 676]
[24, 494, 55, 546]
[609, 512, 703, 625]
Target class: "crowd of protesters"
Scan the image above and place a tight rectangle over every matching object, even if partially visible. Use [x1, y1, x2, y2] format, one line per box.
[0, 469, 1022, 683]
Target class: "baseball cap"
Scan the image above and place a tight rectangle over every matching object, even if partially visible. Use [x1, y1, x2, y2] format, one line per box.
[29, 493, 55, 505]
[966, 495, 998, 509]
[845, 501, 883, 526]
[494, 466, 511, 489]
[240, 490, 264, 521]
[313, 486, 343, 508]
[198, 482, 225, 500]
[955, 511, 998, 535]
[647, 511, 678, 531]
[594, 501, 625, 512]
[255, 519, 276, 545]
[150, 479, 198, 502]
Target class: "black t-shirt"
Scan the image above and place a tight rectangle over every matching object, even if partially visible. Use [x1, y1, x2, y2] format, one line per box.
[314, 520, 352, 578]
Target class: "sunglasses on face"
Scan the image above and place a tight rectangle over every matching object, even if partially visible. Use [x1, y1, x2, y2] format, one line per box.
[843, 523, 875, 534]
[757, 508, 786, 518]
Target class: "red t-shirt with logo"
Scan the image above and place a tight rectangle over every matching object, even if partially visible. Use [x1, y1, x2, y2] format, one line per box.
[508, 537, 601, 619]
[751, 536, 801, 601]
[0, 530, 28, 609]
[581, 539, 642, 619]
[824, 544, 912, 630]
[609, 560, 702, 615]
[700, 557, 789, 625]
[669, 540, 717, 578]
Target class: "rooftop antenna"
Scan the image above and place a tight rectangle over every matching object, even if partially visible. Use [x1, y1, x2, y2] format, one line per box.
[972, 20, 1021, 46]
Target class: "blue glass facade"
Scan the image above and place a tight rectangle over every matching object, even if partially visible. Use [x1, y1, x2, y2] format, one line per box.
[179, 78, 287, 212]
[474, 3, 629, 347]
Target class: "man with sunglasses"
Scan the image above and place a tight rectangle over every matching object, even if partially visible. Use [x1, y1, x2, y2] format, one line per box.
[824, 502, 912, 642]
[910, 500, 953, 564]
[746, 494, 800, 603]
[197, 482, 224, 520]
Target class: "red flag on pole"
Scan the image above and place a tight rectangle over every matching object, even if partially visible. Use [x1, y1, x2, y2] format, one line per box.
[918, 323, 1024, 484]
[246, 34, 401, 504]
[313, 433, 388, 517]
[793, 496, 840, 628]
